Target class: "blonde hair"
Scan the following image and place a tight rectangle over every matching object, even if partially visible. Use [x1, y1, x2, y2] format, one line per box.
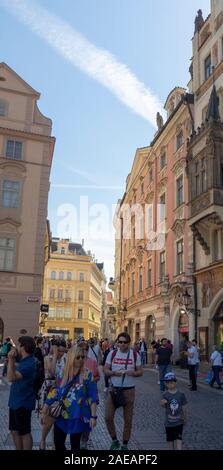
[61, 345, 85, 387]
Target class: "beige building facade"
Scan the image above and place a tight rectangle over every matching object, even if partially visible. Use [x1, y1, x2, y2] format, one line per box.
[0, 63, 55, 342]
[42, 238, 105, 340]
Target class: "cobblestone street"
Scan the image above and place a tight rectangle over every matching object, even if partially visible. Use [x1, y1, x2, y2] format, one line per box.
[0, 363, 223, 451]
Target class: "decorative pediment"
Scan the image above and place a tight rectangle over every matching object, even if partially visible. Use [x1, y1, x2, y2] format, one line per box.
[0, 218, 21, 233]
[172, 158, 186, 175]
[145, 190, 154, 203]
[158, 177, 168, 193]
[0, 160, 26, 176]
[171, 218, 186, 237]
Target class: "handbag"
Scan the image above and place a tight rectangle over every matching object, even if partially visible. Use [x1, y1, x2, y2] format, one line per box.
[48, 374, 78, 418]
[110, 351, 130, 409]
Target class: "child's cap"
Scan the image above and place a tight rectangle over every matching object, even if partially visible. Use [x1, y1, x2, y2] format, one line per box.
[164, 372, 177, 382]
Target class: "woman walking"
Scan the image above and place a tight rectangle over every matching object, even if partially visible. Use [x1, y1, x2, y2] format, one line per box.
[40, 346, 97, 450]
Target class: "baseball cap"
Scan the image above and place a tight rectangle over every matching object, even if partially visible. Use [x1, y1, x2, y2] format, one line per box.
[163, 372, 177, 382]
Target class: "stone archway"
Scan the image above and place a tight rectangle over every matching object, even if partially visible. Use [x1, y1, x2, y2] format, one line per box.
[0, 318, 4, 343]
[208, 288, 223, 350]
[145, 315, 155, 347]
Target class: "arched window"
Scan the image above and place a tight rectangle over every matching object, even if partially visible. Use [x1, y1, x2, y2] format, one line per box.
[0, 100, 6, 116]
[51, 271, 56, 280]
[59, 271, 64, 280]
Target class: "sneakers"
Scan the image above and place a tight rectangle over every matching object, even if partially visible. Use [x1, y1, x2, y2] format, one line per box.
[110, 440, 120, 450]
[121, 445, 128, 450]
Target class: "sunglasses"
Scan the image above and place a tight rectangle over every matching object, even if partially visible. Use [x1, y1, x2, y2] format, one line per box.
[118, 341, 128, 344]
[76, 355, 85, 360]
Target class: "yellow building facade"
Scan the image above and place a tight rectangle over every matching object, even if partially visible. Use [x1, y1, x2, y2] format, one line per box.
[42, 238, 105, 340]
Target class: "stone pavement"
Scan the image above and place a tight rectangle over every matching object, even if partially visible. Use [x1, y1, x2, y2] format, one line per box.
[0, 361, 223, 451]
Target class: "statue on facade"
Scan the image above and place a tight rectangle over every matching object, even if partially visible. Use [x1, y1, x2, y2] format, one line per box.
[194, 9, 204, 34]
[156, 112, 163, 131]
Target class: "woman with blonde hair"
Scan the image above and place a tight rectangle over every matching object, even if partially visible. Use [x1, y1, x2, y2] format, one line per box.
[40, 346, 97, 451]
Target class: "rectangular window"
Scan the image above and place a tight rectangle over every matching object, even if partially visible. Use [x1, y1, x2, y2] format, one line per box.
[131, 273, 135, 296]
[74, 328, 84, 338]
[56, 307, 63, 318]
[65, 290, 71, 301]
[48, 308, 55, 318]
[160, 152, 166, 170]
[0, 237, 15, 271]
[139, 267, 143, 292]
[78, 290, 84, 301]
[78, 308, 83, 319]
[204, 54, 212, 80]
[49, 289, 55, 299]
[176, 131, 183, 150]
[149, 168, 153, 183]
[67, 272, 72, 280]
[6, 140, 23, 160]
[57, 289, 63, 300]
[201, 159, 206, 192]
[2, 180, 20, 208]
[79, 272, 84, 282]
[176, 175, 183, 207]
[176, 239, 184, 275]
[147, 259, 152, 287]
[64, 308, 72, 319]
[159, 193, 166, 222]
[160, 251, 165, 282]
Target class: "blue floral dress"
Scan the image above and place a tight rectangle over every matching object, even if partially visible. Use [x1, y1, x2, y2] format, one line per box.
[45, 369, 97, 434]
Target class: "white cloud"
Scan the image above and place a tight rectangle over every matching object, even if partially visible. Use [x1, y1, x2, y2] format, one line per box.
[1, 0, 163, 125]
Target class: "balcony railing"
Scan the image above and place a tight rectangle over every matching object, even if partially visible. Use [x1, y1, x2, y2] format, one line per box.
[49, 297, 72, 303]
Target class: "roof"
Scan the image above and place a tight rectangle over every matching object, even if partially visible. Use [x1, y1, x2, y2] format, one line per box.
[51, 241, 87, 256]
[96, 262, 104, 271]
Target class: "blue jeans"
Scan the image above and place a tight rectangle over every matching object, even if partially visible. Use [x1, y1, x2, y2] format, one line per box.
[210, 366, 222, 387]
[159, 364, 171, 392]
[140, 351, 145, 366]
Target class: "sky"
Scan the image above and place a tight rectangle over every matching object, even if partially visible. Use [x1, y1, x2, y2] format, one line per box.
[0, 0, 210, 281]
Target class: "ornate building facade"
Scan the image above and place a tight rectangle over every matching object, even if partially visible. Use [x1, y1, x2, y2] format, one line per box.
[42, 238, 105, 340]
[0, 63, 55, 341]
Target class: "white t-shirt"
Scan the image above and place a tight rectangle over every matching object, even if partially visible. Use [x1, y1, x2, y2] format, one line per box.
[87, 344, 101, 363]
[105, 348, 141, 388]
[210, 351, 222, 366]
[187, 346, 197, 365]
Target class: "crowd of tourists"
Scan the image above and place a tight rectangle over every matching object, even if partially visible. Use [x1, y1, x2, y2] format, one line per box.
[0, 333, 222, 451]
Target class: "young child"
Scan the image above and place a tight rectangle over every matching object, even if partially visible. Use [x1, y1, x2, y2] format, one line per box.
[160, 372, 187, 450]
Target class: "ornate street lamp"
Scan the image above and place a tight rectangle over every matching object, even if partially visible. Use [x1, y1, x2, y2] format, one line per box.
[183, 288, 191, 308]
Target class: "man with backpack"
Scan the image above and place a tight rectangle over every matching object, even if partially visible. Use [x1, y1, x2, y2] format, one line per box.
[7, 336, 36, 450]
[104, 332, 143, 450]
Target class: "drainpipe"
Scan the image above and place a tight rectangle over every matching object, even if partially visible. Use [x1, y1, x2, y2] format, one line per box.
[193, 230, 198, 341]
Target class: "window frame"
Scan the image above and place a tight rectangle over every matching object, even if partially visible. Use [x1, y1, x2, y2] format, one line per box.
[176, 174, 184, 207]
[0, 237, 16, 271]
[5, 139, 23, 160]
[2, 179, 20, 208]
[176, 239, 184, 275]
[159, 251, 165, 282]
[204, 53, 212, 80]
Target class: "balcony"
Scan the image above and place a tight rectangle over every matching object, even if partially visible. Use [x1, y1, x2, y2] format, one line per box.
[49, 297, 72, 303]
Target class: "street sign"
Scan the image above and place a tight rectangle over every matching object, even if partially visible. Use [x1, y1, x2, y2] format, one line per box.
[27, 296, 40, 303]
[40, 304, 49, 313]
